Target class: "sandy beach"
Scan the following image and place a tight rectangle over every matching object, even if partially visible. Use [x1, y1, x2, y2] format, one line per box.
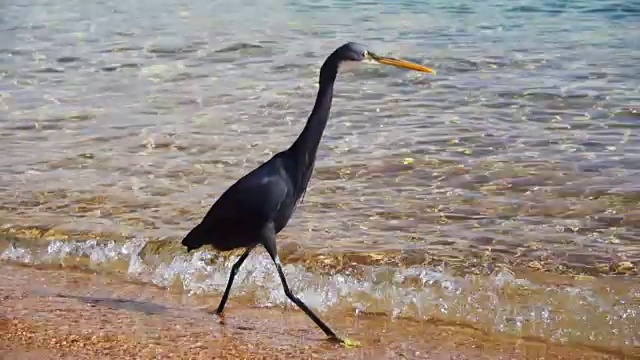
[0, 263, 634, 360]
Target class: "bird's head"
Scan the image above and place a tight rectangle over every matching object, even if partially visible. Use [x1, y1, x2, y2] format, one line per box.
[332, 42, 435, 75]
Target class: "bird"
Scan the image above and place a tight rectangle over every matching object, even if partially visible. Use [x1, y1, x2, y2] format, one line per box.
[181, 42, 434, 344]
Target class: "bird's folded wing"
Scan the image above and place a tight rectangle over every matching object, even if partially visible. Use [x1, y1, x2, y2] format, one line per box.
[212, 172, 289, 225]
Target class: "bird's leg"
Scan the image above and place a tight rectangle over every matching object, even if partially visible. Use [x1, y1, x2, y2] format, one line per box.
[261, 230, 343, 343]
[215, 245, 255, 316]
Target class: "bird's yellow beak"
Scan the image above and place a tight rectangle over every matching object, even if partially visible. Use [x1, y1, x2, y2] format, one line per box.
[367, 51, 435, 75]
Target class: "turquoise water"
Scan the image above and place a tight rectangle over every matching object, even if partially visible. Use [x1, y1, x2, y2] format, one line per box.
[1, 0, 639, 352]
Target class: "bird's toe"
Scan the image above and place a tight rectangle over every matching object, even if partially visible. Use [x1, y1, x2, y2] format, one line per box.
[337, 337, 362, 348]
[210, 310, 226, 324]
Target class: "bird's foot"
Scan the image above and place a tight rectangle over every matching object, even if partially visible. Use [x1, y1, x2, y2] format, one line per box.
[211, 310, 226, 324]
[328, 335, 362, 348]
[341, 337, 362, 348]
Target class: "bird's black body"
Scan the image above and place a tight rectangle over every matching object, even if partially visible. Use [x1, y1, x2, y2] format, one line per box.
[182, 44, 349, 253]
[180, 42, 434, 343]
[183, 152, 298, 252]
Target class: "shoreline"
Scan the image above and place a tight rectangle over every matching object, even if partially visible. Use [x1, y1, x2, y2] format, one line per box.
[0, 263, 635, 359]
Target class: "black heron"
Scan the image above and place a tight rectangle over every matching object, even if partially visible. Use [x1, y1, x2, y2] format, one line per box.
[181, 42, 434, 344]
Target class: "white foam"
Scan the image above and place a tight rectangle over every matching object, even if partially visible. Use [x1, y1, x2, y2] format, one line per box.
[1, 238, 638, 349]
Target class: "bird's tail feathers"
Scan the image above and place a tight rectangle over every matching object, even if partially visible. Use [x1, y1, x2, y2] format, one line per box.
[181, 224, 206, 252]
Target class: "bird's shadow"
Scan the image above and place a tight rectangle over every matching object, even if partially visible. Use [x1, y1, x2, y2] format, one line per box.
[52, 294, 350, 346]
[54, 294, 168, 315]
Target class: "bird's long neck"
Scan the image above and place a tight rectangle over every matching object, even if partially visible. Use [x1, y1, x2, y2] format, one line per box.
[290, 60, 338, 158]
[287, 58, 338, 195]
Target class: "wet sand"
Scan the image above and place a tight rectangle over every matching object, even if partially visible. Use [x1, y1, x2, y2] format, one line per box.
[0, 264, 635, 359]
